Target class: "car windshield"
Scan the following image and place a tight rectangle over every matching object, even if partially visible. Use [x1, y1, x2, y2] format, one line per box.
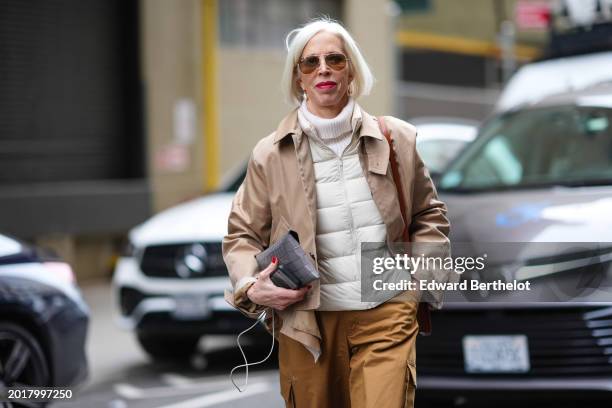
[439, 105, 612, 191]
[417, 139, 470, 174]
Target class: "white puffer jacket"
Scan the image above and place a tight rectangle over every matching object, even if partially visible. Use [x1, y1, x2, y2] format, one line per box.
[306, 127, 388, 311]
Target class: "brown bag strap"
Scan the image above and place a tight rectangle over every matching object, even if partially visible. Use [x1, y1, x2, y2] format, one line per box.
[378, 116, 410, 242]
[377, 116, 432, 336]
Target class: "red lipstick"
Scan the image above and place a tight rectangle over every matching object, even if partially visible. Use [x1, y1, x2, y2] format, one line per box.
[316, 81, 337, 90]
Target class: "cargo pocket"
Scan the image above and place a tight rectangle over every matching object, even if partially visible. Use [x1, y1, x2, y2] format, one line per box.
[280, 376, 296, 408]
[404, 360, 417, 408]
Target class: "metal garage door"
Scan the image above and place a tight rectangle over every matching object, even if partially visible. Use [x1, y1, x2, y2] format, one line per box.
[0, 0, 143, 184]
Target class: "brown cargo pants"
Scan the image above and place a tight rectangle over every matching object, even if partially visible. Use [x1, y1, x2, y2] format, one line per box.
[278, 300, 419, 408]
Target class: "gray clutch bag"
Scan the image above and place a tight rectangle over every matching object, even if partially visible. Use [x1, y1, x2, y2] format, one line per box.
[255, 231, 319, 289]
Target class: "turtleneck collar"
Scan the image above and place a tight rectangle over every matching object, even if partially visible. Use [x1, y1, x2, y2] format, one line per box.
[298, 98, 355, 141]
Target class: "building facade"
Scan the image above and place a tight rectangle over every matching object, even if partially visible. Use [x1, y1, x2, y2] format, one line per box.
[0, 0, 394, 279]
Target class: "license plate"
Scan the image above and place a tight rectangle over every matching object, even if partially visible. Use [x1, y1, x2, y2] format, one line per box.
[463, 335, 530, 373]
[173, 295, 210, 319]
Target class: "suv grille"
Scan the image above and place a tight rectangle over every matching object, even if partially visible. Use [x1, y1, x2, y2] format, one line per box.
[140, 242, 227, 279]
[417, 306, 612, 377]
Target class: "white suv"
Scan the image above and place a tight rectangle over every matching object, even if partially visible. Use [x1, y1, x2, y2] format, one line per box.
[112, 168, 252, 361]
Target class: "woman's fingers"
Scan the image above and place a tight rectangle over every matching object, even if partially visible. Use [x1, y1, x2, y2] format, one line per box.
[252, 257, 314, 309]
[274, 282, 310, 296]
[253, 284, 309, 310]
[258, 256, 279, 279]
[273, 285, 311, 309]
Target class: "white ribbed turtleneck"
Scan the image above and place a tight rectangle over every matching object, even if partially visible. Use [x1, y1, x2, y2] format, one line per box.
[298, 98, 355, 157]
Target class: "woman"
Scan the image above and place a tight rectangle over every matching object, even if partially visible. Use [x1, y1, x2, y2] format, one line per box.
[223, 18, 449, 408]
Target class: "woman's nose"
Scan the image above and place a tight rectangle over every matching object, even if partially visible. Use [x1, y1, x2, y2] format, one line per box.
[318, 59, 331, 74]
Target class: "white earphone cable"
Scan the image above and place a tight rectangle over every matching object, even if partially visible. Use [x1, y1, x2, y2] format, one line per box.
[229, 308, 275, 392]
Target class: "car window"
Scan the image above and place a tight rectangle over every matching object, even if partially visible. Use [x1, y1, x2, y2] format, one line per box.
[440, 106, 612, 191]
[417, 139, 470, 174]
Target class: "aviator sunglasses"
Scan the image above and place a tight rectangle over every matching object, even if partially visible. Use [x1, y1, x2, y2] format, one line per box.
[297, 52, 350, 74]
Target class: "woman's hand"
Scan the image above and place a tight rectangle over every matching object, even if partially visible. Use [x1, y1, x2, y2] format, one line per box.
[246, 257, 312, 310]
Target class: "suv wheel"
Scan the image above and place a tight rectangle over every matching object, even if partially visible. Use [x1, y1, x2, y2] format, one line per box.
[136, 333, 201, 361]
[0, 322, 51, 389]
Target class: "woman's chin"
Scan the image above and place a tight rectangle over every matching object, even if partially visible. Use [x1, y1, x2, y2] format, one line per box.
[309, 96, 348, 111]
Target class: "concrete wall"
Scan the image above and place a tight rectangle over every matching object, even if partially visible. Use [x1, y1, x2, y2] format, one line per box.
[399, 0, 498, 39]
[141, 0, 205, 212]
[217, 48, 287, 176]
[399, 0, 548, 47]
[34, 233, 119, 282]
[344, 0, 395, 116]
[217, 0, 395, 176]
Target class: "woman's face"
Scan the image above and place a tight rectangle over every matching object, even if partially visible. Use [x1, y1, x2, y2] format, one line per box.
[297, 31, 352, 117]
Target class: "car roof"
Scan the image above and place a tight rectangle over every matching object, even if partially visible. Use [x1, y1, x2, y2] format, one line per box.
[495, 51, 612, 112]
[528, 82, 612, 109]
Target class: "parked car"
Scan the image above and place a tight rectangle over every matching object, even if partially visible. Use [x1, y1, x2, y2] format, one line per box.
[416, 83, 612, 405]
[0, 233, 89, 393]
[412, 117, 478, 177]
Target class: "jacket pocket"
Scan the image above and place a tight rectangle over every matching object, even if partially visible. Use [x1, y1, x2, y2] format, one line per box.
[404, 360, 417, 408]
[280, 375, 296, 408]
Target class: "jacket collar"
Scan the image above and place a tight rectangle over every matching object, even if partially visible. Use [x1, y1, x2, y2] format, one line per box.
[274, 102, 385, 144]
[273, 103, 388, 175]
[274, 109, 301, 144]
[357, 108, 384, 141]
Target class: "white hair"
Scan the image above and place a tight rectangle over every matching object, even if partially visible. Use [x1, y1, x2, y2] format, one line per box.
[281, 17, 375, 107]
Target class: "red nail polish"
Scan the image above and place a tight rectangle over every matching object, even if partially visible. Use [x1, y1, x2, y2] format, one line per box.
[272, 256, 278, 264]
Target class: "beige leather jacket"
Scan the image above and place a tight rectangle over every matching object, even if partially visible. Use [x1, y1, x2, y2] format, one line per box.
[222, 104, 450, 360]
